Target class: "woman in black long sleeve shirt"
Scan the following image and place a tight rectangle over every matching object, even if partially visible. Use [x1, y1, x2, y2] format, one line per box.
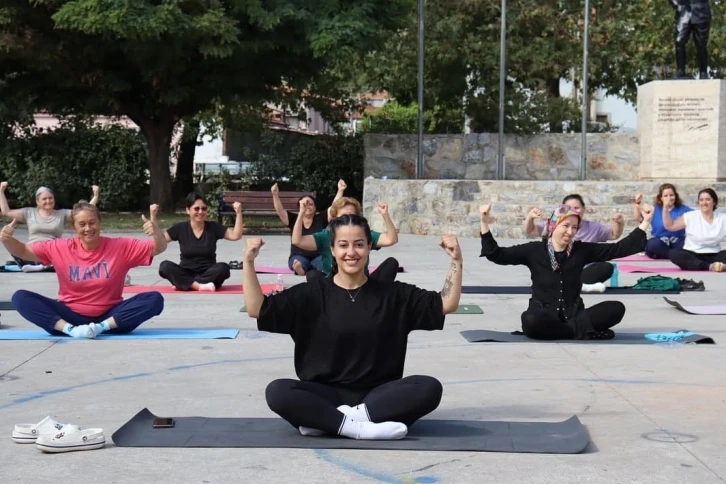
[479, 203, 653, 340]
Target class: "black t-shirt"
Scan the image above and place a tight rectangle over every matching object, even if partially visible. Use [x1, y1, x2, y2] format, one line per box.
[287, 210, 328, 259]
[166, 221, 227, 271]
[257, 276, 445, 390]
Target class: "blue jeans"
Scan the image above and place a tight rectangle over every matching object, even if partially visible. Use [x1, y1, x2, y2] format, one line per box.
[288, 255, 323, 273]
[12, 290, 164, 335]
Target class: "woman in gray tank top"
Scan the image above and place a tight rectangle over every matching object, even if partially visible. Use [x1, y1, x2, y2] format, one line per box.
[0, 182, 99, 271]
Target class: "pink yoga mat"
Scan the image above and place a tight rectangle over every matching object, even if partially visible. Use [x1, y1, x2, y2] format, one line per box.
[614, 254, 654, 262]
[123, 284, 276, 294]
[617, 264, 682, 273]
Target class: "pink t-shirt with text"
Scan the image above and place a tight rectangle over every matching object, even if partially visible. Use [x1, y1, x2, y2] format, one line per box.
[30, 237, 154, 317]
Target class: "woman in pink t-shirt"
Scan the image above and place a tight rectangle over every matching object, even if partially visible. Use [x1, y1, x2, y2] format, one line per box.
[0, 201, 168, 338]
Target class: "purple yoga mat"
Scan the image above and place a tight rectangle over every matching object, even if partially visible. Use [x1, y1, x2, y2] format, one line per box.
[664, 297, 726, 315]
[617, 264, 683, 273]
[614, 254, 654, 262]
[255, 266, 294, 275]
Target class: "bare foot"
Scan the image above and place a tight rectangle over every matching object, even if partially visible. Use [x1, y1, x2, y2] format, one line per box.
[292, 260, 305, 276]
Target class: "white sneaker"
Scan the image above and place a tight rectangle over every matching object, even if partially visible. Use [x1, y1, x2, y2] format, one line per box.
[581, 282, 607, 294]
[21, 264, 46, 273]
[12, 416, 68, 444]
[35, 426, 105, 453]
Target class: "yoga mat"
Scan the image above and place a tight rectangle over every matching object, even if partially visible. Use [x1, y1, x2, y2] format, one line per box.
[453, 304, 483, 314]
[123, 284, 276, 295]
[111, 408, 590, 454]
[460, 329, 714, 345]
[613, 254, 653, 262]
[461, 286, 679, 295]
[664, 296, 726, 315]
[0, 301, 15, 310]
[617, 264, 682, 273]
[0, 329, 240, 340]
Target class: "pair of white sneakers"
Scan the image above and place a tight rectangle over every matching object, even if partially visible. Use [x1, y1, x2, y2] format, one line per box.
[12, 416, 105, 453]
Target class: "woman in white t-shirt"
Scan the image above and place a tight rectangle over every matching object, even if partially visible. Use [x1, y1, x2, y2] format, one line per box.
[0, 182, 99, 271]
[662, 188, 726, 271]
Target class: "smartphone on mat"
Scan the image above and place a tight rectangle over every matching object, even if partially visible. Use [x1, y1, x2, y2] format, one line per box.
[152, 418, 175, 429]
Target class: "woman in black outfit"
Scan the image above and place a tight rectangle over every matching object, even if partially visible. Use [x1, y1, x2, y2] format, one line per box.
[242, 214, 463, 440]
[479, 202, 653, 340]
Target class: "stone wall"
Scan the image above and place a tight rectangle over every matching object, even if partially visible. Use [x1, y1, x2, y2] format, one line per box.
[363, 180, 726, 238]
[364, 133, 640, 181]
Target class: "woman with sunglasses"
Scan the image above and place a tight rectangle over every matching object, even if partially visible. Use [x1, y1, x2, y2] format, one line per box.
[157, 192, 243, 291]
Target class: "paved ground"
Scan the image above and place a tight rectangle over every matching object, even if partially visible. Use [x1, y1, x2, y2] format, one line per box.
[1, 229, 726, 484]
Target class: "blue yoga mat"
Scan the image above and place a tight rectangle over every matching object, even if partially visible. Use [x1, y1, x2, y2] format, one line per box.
[0, 329, 239, 340]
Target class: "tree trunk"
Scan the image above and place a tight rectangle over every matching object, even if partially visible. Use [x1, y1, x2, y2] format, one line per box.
[174, 119, 200, 202]
[138, 117, 176, 212]
[547, 77, 562, 133]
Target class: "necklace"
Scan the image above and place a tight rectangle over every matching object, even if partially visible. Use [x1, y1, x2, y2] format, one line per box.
[346, 286, 363, 302]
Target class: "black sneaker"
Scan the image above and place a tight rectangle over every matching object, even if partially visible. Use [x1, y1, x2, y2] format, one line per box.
[676, 278, 705, 291]
[588, 329, 615, 340]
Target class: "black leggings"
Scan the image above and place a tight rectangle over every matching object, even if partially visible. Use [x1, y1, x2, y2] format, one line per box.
[521, 301, 625, 340]
[581, 262, 614, 285]
[158, 261, 230, 290]
[305, 257, 400, 283]
[265, 375, 443, 434]
[669, 249, 726, 271]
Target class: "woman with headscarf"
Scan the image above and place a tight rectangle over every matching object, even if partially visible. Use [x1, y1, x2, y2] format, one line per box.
[480, 202, 653, 340]
[0, 182, 100, 271]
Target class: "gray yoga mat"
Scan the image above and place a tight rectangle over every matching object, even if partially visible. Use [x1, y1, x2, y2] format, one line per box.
[461, 286, 679, 295]
[111, 408, 590, 454]
[664, 297, 726, 315]
[0, 301, 14, 310]
[461, 329, 715, 345]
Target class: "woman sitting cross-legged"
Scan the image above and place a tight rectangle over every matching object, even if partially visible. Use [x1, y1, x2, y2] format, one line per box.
[481, 202, 653, 340]
[0, 202, 166, 338]
[157, 192, 243, 291]
[632, 184, 692, 259]
[243, 214, 463, 440]
[663, 188, 726, 271]
[292, 197, 400, 282]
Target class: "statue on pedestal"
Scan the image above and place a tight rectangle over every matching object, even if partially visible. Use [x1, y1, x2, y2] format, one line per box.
[670, 0, 711, 79]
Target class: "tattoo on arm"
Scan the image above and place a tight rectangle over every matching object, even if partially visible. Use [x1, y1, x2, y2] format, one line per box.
[441, 261, 459, 297]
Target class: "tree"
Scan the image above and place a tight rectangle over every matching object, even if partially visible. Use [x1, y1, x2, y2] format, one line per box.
[0, 0, 414, 210]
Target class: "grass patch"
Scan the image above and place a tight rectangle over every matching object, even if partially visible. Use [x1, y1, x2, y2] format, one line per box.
[100, 212, 287, 231]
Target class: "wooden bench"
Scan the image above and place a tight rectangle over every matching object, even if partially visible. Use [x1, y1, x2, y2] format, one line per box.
[217, 190, 315, 224]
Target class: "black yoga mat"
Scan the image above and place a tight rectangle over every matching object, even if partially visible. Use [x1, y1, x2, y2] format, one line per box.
[0, 301, 14, 310]
[461, 286, 679, 295]
[460, 329, 715, 345]
[112, 408, 590, 454]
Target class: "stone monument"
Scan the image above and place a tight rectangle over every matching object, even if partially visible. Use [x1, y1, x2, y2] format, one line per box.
[638, 79, 726, 179]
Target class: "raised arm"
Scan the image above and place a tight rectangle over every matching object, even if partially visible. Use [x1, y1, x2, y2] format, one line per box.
[609, 212, 625, 240]
[522, 207, 543, 238]
[327, 179, 347, 221]
[270, 183, 289, 226]
[0, 219, 39, 261]
[89, 185, 100, 206]
[224, 201, 244, 241]
[149, 204, 173, 243]
[373, 202, 398, 247]
[291, 199, 318, 251]
[662, 203, 686, 231]
[439, 235, 463, 315]
[583, 204, 653, 262]
[0, 182, 26, 221]
[479, 204, 532, 266]
[632, 193, 644, 223]
[142, 206, 167, 256]
[242, 238, 266, 318]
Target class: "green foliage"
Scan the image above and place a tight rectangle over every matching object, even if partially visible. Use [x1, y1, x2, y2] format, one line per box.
[360, 101, 463, 134]
[249, 131, 364, 208]
[0, 121, 149, 211]
[0, 0, 413, 208]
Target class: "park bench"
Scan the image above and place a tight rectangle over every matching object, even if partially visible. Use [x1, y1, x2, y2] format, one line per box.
[217, 190, 314, 224]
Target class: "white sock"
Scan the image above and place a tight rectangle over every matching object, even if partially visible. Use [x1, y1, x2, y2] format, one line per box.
[581, 282, 606, 293]
[338, 416, 407, 440]
[89, 321, 111, 337]
[298, 404, 370, 436]
[62, 323, 95, 339]
[21, 264, 46, 273]
[197, 282, 216, 292]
